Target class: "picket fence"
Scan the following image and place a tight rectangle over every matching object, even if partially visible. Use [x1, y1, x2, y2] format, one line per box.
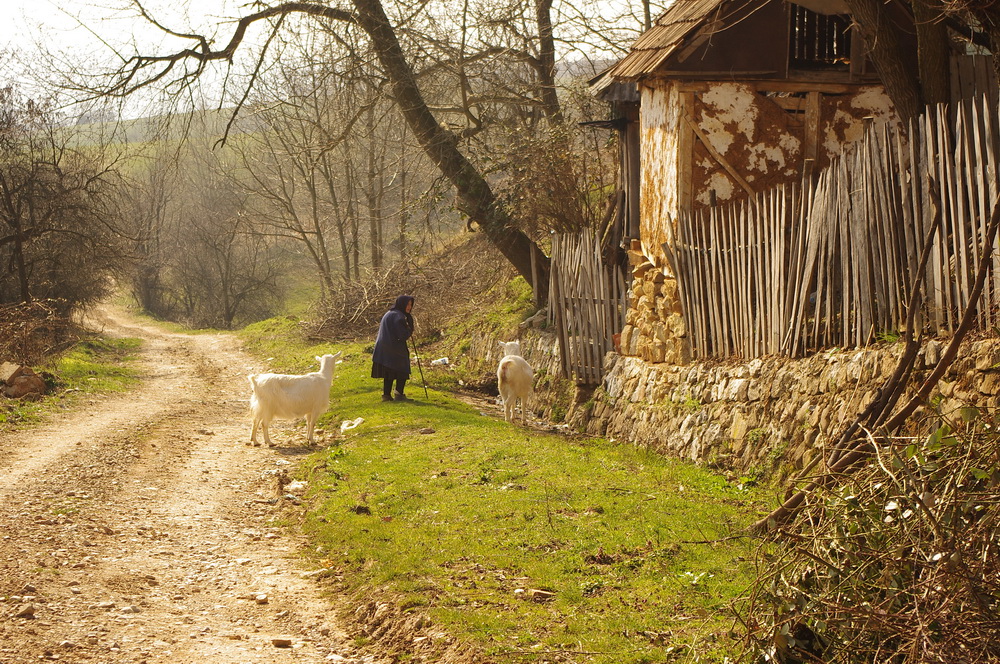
[547, 233, 627, 384]
[664, 96, 1000, 360]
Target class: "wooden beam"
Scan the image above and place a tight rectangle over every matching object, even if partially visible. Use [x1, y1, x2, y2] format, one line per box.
[804, 91, 821, 162]
[678, 91, 696, 215]
[681, 111, 757, 199]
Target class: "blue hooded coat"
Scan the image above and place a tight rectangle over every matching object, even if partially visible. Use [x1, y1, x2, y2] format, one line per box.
[371, 295, 414, 378]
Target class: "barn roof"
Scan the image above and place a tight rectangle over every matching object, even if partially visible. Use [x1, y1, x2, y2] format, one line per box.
[603, 0, 729, 81]
[597, 0, 854, 86]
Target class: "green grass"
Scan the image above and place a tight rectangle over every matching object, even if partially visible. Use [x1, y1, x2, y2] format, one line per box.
[0, 336, 142, 425]
[240, 319, 767, 662]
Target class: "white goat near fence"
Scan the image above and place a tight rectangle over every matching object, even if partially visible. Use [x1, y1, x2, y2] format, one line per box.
[248, 352, 342, 447]
[497, 340, 533, 425]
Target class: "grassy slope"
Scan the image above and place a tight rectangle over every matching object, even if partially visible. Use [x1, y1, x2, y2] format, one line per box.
[241, 318, 767, 663]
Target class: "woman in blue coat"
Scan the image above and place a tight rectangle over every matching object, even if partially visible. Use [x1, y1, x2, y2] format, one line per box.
[371, 295, 415, 401]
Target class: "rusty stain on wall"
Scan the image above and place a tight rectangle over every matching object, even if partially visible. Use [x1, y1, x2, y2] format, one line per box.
[693, 83, 804, 208]
[639, 81, 681, 268]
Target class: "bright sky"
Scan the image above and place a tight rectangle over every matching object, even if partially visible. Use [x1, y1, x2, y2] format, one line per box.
[0, 0, 248, 118]
[0, 0, 651, 119]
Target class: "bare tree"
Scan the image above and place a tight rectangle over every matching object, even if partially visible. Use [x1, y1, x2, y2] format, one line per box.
[171, 147, 286, 329]
[125, 153, 178, 317]
[0, 86, 128, 311]
[83, 0, 553, 298]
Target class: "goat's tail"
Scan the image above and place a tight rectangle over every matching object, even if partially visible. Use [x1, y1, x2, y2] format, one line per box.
[247, 374, 259, 393]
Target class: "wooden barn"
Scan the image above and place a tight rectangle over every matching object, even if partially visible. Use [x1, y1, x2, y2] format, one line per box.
[592, 0, 913, 269]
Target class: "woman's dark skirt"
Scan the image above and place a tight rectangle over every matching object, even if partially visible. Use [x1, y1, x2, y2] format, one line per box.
[371, 362, 408, 380]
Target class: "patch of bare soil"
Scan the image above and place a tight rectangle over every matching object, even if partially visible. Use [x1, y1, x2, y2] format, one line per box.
[0, 304, 389, 664]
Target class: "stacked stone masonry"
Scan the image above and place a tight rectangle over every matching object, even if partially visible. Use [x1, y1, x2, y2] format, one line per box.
[619, 257, 690, 366]
[478, 326, 1000, 479]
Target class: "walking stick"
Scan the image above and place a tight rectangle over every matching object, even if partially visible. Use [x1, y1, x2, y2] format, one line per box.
[409, 337, 429, 399]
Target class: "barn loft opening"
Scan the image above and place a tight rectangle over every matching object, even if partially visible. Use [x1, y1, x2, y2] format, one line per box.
[789, 3, 852, 70]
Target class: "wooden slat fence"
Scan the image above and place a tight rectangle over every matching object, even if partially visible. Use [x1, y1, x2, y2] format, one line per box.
[548, 233, 627, 383]
[665, 95, 1000, 360]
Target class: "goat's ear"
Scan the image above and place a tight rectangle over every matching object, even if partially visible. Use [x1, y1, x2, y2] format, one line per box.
[315, 355, 322, 362]
[498, 341, 506, 348]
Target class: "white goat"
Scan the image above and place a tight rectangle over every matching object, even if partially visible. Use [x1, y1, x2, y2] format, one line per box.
[248, 352, 342, 446]
[497, 340, 533, 425]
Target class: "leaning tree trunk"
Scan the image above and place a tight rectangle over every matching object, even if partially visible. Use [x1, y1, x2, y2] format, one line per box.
[842, 0, 923, 123]
[352, 0, 551, 301]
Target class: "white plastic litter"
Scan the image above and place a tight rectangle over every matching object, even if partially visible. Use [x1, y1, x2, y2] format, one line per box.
[430, 357, 449, 366]
[340, 417, 364, 432]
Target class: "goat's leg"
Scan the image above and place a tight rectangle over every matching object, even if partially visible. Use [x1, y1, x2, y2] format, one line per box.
[305, 415, 316, 445]
[262, 421, 273, 447]
[251, 418, 260, 446]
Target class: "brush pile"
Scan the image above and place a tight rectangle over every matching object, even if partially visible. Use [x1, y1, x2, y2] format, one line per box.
[0, 299, 72, 365]
[308, 235, 512, 341]
[741, 410, 1000, 663]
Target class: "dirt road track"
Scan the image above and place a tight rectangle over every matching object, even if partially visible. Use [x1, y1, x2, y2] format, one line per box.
[0, 305, 376, 663]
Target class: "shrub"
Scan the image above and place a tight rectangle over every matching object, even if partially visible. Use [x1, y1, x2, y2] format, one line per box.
[740, 409, 1000, 663]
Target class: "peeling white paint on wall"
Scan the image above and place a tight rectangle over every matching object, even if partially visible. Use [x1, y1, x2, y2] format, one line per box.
[699, 114, 736, 155]
[823, 108, 863, 155]
[697, 172, 736, 206]
[746, 143, 788, 172]
[778, 132, 801, 154]
[851, 86, 893, 116]
[701, 83, 758, 141]
[823, 86, 896, 156]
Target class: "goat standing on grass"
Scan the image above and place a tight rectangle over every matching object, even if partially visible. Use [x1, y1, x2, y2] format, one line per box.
[497, 340, 533, 425]
[248, 352, 342, 447]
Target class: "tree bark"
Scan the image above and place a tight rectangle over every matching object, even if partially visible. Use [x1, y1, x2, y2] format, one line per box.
[842, 0, 923, 122]
[911, 0, 951, 106]
[534, 0, 563, 125]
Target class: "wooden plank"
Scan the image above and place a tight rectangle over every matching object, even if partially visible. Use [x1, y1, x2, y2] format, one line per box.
[752, 199, 765, 356]
[728, 207, 742, 357]
[694, 214, 712, 357]
[550, 237, 570, 379]
[710, 210, 724, 356]
[737, 203, 752, 357]
[836, 157, 850, 348]
[785, 179, 815, 355]
[804, 91, 821, 164]
[772, 189, 785, 353]
[980, 97, 1000, 315]
[705, 210, 724, 356]
[922, 111, 948, 332]
[968, 98, 992, 324]
[683, 111, 757, 200]
[944, 104, 972, 324]
[958, 101, 986, 327]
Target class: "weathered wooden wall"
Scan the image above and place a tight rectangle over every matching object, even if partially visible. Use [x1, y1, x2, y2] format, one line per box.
[665, 96, 1000, 360]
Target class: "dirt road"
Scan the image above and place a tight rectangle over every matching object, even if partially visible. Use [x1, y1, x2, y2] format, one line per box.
[0, 306, 376, 663]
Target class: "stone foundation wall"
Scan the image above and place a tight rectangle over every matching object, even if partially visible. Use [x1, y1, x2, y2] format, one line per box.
[574, 337, 1000, 477]
[466, 322, 1000, 480]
